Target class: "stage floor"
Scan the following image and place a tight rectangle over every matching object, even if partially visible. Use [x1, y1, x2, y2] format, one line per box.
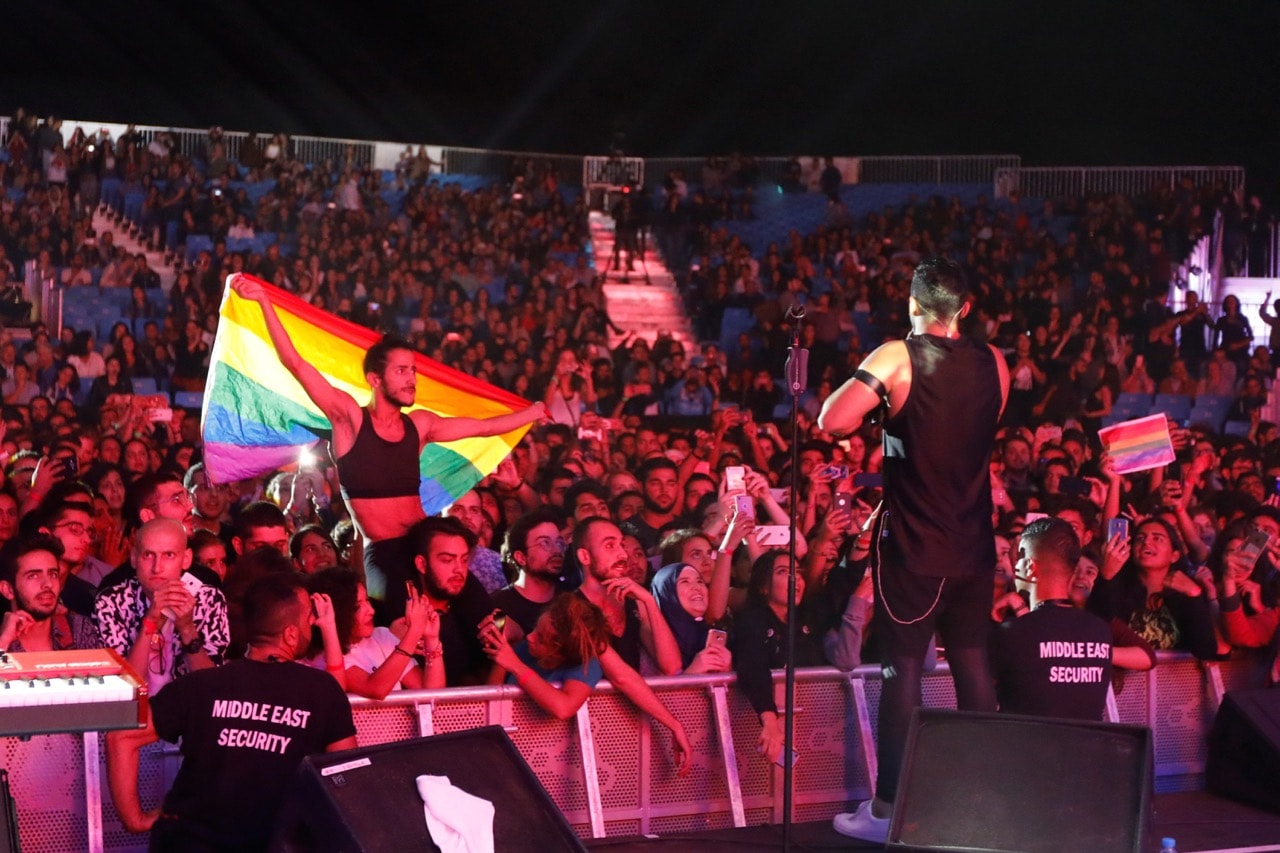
[584, 792, 1280, 852]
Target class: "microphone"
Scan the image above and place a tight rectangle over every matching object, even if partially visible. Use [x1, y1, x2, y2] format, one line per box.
[785, 347, 808, 396]
[785, 303, 808, 397]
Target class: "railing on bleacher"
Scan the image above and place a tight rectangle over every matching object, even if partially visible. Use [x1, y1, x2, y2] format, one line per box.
[996, 165, 1246, 200]
[856, 154, 1022, 185]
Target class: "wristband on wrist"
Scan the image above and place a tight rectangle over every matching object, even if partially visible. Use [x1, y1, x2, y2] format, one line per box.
[325, 661, 346, 672]
[391, 646, 414, 659]
[422, 644, 443, 662]
[515, 667, 536, 686]
[180, 632, 205, 656]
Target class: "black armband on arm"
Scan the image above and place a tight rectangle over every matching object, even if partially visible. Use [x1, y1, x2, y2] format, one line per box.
[853, 369, 888, 406]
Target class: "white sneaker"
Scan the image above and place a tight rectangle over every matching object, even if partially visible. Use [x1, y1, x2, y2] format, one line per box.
[832, 799, 889, 844]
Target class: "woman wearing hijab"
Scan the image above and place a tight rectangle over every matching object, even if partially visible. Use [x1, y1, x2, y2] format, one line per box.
[650, 562, 732, 674]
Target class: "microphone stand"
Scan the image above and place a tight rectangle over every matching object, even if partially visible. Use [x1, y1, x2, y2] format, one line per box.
[782, 304, 808, 850]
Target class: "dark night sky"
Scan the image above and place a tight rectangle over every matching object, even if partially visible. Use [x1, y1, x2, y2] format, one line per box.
[5, 1, 1279, 198]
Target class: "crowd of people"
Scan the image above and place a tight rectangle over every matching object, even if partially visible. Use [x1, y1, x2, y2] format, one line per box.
[1, 112, 1278, 849]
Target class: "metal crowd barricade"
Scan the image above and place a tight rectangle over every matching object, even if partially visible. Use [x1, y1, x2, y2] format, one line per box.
[0, 653, 1267, 851]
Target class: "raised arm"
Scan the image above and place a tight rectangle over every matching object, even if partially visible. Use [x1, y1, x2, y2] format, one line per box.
[413, 402, 546, 445]
[230, 274, 360, 429]
[603, 577, 683, 676]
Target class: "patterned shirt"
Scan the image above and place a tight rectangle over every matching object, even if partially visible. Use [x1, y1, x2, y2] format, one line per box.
[469, 546, 508, 594]
[93, 572, 230, 694]
[6, 612, 101, 653]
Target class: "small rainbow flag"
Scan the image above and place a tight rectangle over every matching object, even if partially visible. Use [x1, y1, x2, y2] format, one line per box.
[1097, 413, 1175, 475]
[202, 274, 533, 514]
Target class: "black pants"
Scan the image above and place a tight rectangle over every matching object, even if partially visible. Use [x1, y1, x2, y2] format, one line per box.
[150, 816, 263, 853]
[870, 557, 997, 803]
[364, 534, 416, 624]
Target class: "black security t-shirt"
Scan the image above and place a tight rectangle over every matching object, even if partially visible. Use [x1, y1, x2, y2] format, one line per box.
[990, 604, 1113, 721]
[151, 658, 356, 847]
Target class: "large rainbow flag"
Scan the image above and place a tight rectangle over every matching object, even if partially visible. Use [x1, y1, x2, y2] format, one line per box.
[202, 274, 534, 514]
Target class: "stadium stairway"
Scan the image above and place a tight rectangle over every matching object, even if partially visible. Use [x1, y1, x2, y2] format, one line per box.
[588, 210, 695, 351]
[89, 204, 178, 293]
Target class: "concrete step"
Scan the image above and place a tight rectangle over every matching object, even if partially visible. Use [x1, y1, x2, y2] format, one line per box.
[589, 210, 696, 349]
[90, 207, 177, 292]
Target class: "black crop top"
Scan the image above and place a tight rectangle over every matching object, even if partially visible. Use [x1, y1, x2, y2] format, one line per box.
[336, 410, 421, 500]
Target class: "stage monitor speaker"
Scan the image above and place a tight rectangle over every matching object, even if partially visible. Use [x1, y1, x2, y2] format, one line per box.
[887, 709, 1153, 853]
[270, 725, 585, 852]
[1207, 687, 1280, 813]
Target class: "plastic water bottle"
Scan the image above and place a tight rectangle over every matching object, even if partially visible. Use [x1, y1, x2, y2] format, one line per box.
[1159, 838, 1177, 853]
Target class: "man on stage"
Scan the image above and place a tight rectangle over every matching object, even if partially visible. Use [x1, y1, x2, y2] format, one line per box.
[231, 275, 546, 618]
[819, 257, 1009, 843]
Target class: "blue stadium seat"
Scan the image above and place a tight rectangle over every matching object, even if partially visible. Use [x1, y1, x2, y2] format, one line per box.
[131, 377, 158, 396]
[719, 307, 756, 353]
[173, 391, 204, 410]
[1187, 394, 1232, 431]
[1223, 419, 1252, 438]
[1152, 393, 1192, 424]
[1112, 392, 1153, 420]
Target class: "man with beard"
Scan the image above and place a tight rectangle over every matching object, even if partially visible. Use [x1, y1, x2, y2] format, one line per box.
[107, 573, 356, 848]
[492, 507, 568, 636]
[35, 500, 107, 615]
[627, 457, 680, 553]
[444, 488, 507, 593]
[407, 516, 496, 685]
[232, 275, 546, 620]
[573, 517, 682, 675]
[0, 532, 100, 651]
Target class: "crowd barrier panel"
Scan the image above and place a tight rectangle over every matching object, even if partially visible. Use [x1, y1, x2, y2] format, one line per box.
[0, 651, 1267, 852]
[997, 165, 1246, 201]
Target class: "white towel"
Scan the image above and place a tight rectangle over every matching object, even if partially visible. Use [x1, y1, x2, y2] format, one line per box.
[416, 774, 495, 853]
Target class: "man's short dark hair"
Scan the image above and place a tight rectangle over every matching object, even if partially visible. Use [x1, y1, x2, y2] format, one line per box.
[539, 465, 578, 495]
[125, 471, 184, 527]
[0, 532, 64, 586]
[408, 515, 476, 560]
[637, 456, 678, 480]
[571, 515, 617, 557]
[1019, 517, 1081, 571]
[235, 501, 288, 541]
[241, 572, 308, 645]
[564, 479, 609, 514]
[501, 506, 566, 578]
[910, 256, 968, 321]
[800, 440, 833, 461]
[363, 334, 414, 378]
